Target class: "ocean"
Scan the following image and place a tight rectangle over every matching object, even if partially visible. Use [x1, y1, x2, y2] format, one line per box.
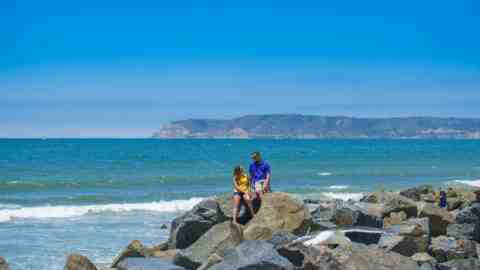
[1, 139, 480, 269]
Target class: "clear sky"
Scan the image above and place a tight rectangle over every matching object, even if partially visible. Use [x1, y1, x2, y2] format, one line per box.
[1, 1, 479, 137]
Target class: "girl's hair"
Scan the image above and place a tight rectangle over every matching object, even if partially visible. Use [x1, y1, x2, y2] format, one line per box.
[233, 165, 244, 176]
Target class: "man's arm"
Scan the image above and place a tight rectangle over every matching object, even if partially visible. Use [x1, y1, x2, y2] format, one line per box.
[263, 163, 271, 192]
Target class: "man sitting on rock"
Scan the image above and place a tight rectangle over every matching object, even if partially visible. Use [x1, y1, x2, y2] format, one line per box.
[249, 151, 271, 199]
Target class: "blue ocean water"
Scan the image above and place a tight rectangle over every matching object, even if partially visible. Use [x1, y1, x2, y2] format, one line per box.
[1, 139, 480, 269]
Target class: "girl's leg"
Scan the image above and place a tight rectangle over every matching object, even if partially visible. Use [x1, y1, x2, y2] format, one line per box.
[243, 193, 255, 217]
[232, 194, 241, 224]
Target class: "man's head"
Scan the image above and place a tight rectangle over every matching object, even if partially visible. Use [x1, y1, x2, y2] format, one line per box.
[251, 151, 262, 162]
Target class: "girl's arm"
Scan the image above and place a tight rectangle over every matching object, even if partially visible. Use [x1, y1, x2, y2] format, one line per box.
[233, 177, 241, 192]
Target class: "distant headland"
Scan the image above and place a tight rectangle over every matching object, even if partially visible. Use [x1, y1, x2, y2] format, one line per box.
[152, 114, 480, 139]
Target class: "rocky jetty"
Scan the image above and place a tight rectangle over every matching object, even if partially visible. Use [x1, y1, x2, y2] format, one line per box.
[62, 186, 480, 270]
[0, 257, 10, 270]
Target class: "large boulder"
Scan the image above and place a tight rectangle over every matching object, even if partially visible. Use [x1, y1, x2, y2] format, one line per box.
[418, 203, 454, 237]
[455, 202, 480, 224]
[310, 200, 341, 232]
[169, 199, 228, 249]
[400, 185, 434, 201]
[411, 252, 437, 265]
[331, 202, 383, 228]
[428, 236, 477, 263]
[378, 217, 430, 257]
[447, 223, 480, 241]
[174, 221, 242, 270]
[243, 193, 311, 240]
[0, 257, 10, 270]
[116, 257, 185, 270]
[65, 254, 97, 270]
[361, 192, 418, 218]
[208, 240, 294, 270]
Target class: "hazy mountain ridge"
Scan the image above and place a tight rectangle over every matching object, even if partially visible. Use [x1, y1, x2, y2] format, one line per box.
[152, 114, 480, 139]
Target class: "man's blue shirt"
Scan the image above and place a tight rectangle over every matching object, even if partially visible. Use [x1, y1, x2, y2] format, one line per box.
[249, 160, 271, 183]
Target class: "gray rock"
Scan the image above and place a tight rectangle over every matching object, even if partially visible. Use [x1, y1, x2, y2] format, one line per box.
[447, 223, 480, 241]
[429, 236, 477, 263]
[411, 252, 437, 265]
[439, 258, 480, 270]
[116, 257, 185, 270]
[400, 185, 434, 201]
[267, 231, 298, 249]
[343, 227, 385, 245]
[418, 203, 454, 237]
[169, 199, 228, 249]
[208, 241, 294, 270]
[419, 263, 434, 270]
[361, 192, 418, 218]
[455, 202, 480, 224]
[378, 234, 429, 257]
[64, 254, 97, 270]
[331, 203, 383, 228]
[0, 257, 10, 270]
[174, 221, 242, 270]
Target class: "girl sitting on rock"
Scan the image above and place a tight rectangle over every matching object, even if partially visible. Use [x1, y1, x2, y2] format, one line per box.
[232, 165, 255, 224]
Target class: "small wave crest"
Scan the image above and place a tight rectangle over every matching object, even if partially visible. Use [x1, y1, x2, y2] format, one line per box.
[322, 192, 364, 201]
[317, 172, 333, 176]
[327, 185, 349, 190]
[451, 179, 480, 188]
[0, 197, 204, 223]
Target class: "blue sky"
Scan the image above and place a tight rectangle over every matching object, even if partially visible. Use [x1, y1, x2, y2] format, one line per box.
[1, 1, 479, 137]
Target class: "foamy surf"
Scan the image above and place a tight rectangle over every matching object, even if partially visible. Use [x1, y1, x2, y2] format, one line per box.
[322, 192, 364, 201]
[452, 179, 480, 188]
[0, 197, 205, 223]
[317, 172, 333, 176]
[327, 185, 349, 190]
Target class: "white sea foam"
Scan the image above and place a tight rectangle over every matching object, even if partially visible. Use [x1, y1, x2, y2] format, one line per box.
[327, 185, 349, 190]
[322, 192, 364, 201]
[452, 179, 480, 188]
[317, 172, 333, 176]
[0, 197, 205, 223]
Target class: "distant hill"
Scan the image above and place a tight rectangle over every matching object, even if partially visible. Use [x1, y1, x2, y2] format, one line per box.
[152, 114, 480, 139]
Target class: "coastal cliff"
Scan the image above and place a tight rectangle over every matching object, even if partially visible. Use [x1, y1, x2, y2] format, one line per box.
[152, 115, 480, 139]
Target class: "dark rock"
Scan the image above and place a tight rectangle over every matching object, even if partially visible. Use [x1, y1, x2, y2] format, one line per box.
[447, 223, 480, 241]
[455, 202, 480, 224]
[429, 236, 477, 263]
[447, 198, 464, 212]
[343, 227, 385, 245]
[243, 193, 311, 240]
[169, 199, 228, 249]
[65, 254, 97, 270]
[378, 218, 430, 257]
[174, 221, 242, 270]
[439, 258, 480, 270]
[116, 257, 185, 270]
[161, 224, 168, 230]
[419, 263, 434, 270]
[267, 231, 298, 249]
[216, 194, 261, 225]
[400, 185, 434, 201]
[331, 202, 383, 228]
[418, 203, 454, 237]
[0, 257, 10, 270]
[208, 240, 294, 270]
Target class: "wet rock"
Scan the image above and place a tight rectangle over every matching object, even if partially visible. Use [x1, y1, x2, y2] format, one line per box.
[65, 254, 97, 270]
[0, 257, 10, 270]
[174, 221, 242, 270]
[208, 240, 294, 270]
[400, 185, 434, 201]
[429, 236, 477, 263]
[447, 223, 480, 241]
[197, 253, 222, 270]
[151, 249, 179, 262]
[111, 240, 157, 268]
[267, 231, 299, 249]
[243, 193, 311, 240]
[116, 257, 185, 270]
[418, 203, 454, 237]
[169, 199, 228, 249]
